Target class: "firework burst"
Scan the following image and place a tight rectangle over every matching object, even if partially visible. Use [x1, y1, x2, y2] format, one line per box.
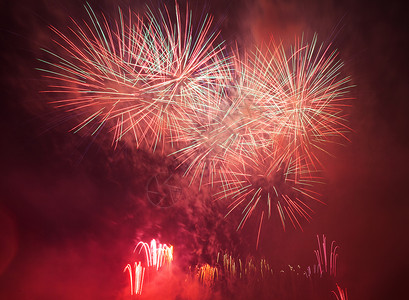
[211, 36, 352, 235]
[134, 239, 174, 270]
[39, 2, 353, 238]
[332, 284, 348, 300]
[216, 148, 323, 240]
[243, 35, 352, 172]
[124, 239, 173, 296]
[169, 87, 264, 189]
[39, 2, 231, 153]
[169, 50, 276, 189]
[313, 234, 339, 277]
[197, 263, 219, 286]
[124, 261, 145, 295]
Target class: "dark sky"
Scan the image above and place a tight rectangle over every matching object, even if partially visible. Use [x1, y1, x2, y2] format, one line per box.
[0, 0, 408, 299]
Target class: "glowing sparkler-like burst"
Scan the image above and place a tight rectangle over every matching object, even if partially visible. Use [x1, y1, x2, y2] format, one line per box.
[205, 238, 347, 298]
[39, 4, 148, 147]
[169, 51, 275, 189]
[169, 87, 264, 189]
[124, 239, 173, 296]
[209, 36, 352, 234]
[124, 261, 145, 295]
[332, 284, 348, 300]
[216, 252, 273, 282]
[243, 35, 352, 171]
[39, 2, 231, 152]
[197, 263, 219, 286]
[141, 2, 231, 115]
[134, 239, 173, 270]
[39, 1, 353, 239]
[313, 234, 339, 277]
[216, 148, 323, 241]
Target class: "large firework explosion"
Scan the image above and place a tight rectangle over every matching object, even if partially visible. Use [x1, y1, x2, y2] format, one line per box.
[39, 1, 352, 237]
[39, 2, 231, 153]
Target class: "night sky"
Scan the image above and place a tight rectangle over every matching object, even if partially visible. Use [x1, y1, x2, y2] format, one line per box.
[0, 0, 408, 299]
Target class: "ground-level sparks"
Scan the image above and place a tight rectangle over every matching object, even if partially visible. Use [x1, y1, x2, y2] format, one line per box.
[124, 261, 145, 295]
[134, 239, 173, 270]
[124, 239, 173, 296]
[40, 1, 353, 238]
[197, 264, 219, 286]
[314, 234, 338, 277]
[332, 284, 348, 300]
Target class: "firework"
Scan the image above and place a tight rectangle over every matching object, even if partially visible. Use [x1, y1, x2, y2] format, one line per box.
[40, 1, 352, 239]
[216, 252, 273, 282]
[169, 51, 273, 189]
[313, 234, 339, 277]
[197, 263, 219, 286]
[169, 89, 256, 189]
[216, 148, 322, 235]
[124, 261, 145, 295]
[209, 237, 346, 299]
[141, 2, 231, 112]
[209, 36, 351, 234]
[124, 239, 173, 296]
[332, 284, 348, 300]
[125, 235, 349, 299]
[39, 2, 231, 152]
[134, 239, 173, 270]
[39, 4, 146, 146]
[242, 35, 352, 173]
